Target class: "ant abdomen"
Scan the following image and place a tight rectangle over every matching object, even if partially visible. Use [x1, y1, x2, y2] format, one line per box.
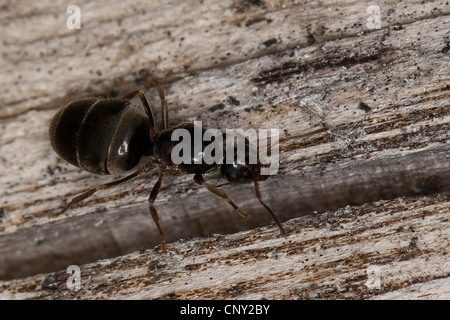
[49, 98, 152, 175]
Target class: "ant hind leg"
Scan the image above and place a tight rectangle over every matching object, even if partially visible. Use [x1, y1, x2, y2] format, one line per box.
[56, 167, 146, 215]
[121, 89, 157, 141]
[148, 76, 169, 130]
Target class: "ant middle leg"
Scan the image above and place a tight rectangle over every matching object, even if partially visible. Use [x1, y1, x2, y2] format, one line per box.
[193, 173, 248, 218]
[147, 171, 167, 251]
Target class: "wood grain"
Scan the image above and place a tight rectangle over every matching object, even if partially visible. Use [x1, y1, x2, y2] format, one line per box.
[1, 192, 449, 299]
[0, 0, 449, 298]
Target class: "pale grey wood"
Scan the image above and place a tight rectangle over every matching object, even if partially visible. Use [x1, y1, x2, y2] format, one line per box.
[0, 0, 449, 298]
[1, 192, 449, 299]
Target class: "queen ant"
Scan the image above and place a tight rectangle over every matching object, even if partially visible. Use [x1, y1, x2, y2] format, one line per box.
[49, 77, 285, 250]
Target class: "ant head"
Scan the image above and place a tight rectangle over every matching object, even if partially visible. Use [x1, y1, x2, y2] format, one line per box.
[220, 161, 260, 183]
[220, 131, 271, 183]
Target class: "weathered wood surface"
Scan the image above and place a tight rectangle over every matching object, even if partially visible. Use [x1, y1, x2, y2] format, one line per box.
[1, 193, 450, 299]
[0, 0, 449, 299]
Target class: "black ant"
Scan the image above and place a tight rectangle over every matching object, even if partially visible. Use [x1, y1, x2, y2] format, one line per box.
[49, 77, 285, 250]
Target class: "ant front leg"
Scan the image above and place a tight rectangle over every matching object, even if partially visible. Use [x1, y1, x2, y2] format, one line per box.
[220, 160, 286, 236]
[193, 173, 248, 218]
[250, 171, 286, 236]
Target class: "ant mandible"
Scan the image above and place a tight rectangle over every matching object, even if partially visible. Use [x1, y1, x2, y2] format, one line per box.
[49, 76, 285, 250]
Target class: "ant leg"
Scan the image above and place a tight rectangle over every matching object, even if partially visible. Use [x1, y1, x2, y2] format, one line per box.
[121, 90, 156, 141]
[194, 173, 248, 218]
[148, 171, 167, 251]
[250, 172, 286, 236]
[57, 167, 146, 215]
[148, 76, 169, 130]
